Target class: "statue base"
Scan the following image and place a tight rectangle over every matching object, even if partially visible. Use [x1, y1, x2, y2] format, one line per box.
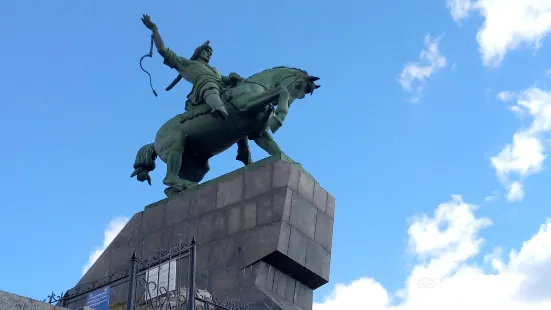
[77, 154, 336, 310]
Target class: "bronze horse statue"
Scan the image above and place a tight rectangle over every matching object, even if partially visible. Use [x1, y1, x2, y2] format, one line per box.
[131, 66, 320, 197]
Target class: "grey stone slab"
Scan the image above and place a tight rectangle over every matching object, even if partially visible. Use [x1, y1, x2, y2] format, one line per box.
[292, 283, 304, 310]
[260, 296, 281, 310]
[314, 211, 333, 251]
[245, 301, 265, 310]
[217, 173, 244, 208]
[284, 278, 296, 303]
[277, 221, 291, 255]
[272, 161, 299, 192]
[312, 183, 328, 212]
[192, 183, 217, 217]
[287, 227, 308, 266]
[261, 292, 303, 310]
[273, 187, 292, 223]
[165, 192, 193, 227]
[244, 164, 272, 199]
[289, 195, 318, 240]
[254, 261, 270, 288]
[214, 289, 239, 307]
[167, 219, 198, 246]
[227, 200, 257, 236]
[303, 286, 313, 310]
[297, 171, 315, 202]
[274, 272, 286, 298]
[141, 229, 168, 259]
[197, 211, 226, 244]
[293, 283, 312, 310]
[256, 192, 278, 227]
[112, 212, 142, 246]
[273, 268, 285, 298]
[237, 286, 265, 307]
[211, 265, 239, 295]
[267, 264, 276, 291]
[108, 242, 139, 275]
[208, 236, 238, 271]
[238, 223, 280, 268]
[141, 202, 166, 236]
[243, 200, 257, 231]
[227, 204, 242, 236]
[196, 243, 213, 273]
[238, 261, 261, 287]
[321, 254, 331, 281]
[326, 194, 335, 219]
[304, 239, 326, 279]
[195, 272, 209, 291]
[79, 247, 111, 284]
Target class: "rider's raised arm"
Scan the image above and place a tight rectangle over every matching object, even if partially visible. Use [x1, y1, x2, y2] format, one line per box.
[151, 27, 190, 71]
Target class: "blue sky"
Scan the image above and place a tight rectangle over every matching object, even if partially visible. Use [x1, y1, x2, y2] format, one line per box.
[1, 0, 551, 309]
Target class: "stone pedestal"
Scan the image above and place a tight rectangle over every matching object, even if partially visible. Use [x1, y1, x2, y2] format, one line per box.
[0, 290, 70, 310]
[78, 154, 336, 310]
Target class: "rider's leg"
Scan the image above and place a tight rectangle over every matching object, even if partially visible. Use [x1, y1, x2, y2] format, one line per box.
[204, 88, 229, 119]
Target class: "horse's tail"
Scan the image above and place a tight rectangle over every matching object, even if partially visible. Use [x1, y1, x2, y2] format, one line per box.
[130, 143, 157, 185]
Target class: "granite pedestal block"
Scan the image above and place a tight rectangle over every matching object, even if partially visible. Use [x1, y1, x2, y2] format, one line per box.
[77, 154, 336, 310]
[0, 290, 70, 310]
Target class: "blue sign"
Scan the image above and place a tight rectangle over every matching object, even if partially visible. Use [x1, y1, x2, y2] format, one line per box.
[85, 286, 111, 310]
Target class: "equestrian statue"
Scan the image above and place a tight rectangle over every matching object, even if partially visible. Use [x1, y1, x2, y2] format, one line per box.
[131, 14, 321, 197]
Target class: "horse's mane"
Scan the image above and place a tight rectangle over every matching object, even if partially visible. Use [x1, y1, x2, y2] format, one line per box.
[247, 66, 307, 79]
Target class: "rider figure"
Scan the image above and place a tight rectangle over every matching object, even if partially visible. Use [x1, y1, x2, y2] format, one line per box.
[141, 14, 242, 119]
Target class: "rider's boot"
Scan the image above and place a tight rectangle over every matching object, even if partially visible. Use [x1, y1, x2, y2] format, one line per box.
[205, 90, 229, 119]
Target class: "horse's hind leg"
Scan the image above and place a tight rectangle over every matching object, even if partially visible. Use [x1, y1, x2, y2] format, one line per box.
[179, 156, 211, 184]
[162, 132, 196, 195]
[236, 138, 253, 165]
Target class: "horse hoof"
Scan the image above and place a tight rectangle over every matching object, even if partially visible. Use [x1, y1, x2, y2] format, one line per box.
[164, 187, 181, 198]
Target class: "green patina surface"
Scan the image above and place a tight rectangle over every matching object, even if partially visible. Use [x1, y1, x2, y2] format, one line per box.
[144, 153, 311, 210]
[133, 14, 321, 203]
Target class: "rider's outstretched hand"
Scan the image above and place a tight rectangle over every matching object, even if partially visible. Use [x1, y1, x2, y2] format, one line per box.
[141, 14, 157, 30]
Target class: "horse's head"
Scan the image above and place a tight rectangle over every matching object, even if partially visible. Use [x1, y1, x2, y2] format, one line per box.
[285, 71, 321, 105]
[295, 74, 321, 99]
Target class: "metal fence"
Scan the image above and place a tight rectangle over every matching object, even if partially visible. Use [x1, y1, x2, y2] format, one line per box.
[47, 238, 246, 310]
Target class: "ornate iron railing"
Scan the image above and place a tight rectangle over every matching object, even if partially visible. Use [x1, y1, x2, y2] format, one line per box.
[47, 238, 247, 310]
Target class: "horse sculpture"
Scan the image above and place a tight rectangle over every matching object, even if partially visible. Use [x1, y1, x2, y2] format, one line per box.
[131, 66, 320, 197]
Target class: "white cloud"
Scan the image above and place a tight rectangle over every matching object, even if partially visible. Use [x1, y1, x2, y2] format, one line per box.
[497, 91, 514, 101]
[399, 34, 447, 101]
[507, 181, 524, 201]
[314, 196, 551, 310]
[447, 0, 551, 67]
[483, 191, 498, 202]
[491, 87, 551, 202]
[545, 69, 551, 78]
[82, 217, 129, 275]
[447, 0, 473, 22]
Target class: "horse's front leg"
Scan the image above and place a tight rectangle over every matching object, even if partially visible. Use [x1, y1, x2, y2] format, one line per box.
[267, 86, 290, 133]
[253, 130, 282, 156]
[236, 85, 290, 116]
